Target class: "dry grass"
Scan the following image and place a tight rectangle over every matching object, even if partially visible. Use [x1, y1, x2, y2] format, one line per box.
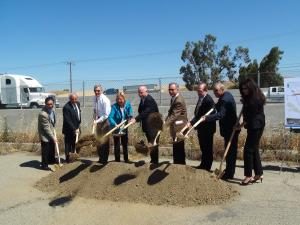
[1, 124, 300, 162]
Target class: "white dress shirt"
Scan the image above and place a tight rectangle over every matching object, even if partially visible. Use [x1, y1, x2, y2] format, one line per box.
[93, 94, 111, 123]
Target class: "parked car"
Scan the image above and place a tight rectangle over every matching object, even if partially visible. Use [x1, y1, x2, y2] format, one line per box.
[104, 88, 119, 95]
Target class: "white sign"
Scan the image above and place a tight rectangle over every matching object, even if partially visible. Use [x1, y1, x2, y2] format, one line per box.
[284, 77, 300, 128]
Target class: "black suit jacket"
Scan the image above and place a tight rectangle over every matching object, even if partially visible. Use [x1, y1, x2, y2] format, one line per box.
[206, 91, 237, 137]
[191, 94, 216, 134]
[135, 94, 159, 133]
[62, 101, 81, 136]
[243, 98, 265, 130]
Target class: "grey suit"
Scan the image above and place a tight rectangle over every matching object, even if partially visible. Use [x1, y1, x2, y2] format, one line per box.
[165, 94, 188, 164]
[38, 107, 56, 168]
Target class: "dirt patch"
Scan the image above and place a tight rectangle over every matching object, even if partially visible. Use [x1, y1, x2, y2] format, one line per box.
[35, 160, 238, 207]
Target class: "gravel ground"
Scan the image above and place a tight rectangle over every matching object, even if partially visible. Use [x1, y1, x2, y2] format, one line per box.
[0, 152, 300, 225]
[35, 161, 237, 207]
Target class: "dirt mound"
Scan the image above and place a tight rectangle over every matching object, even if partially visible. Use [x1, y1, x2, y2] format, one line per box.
[35, 160, 238, 207]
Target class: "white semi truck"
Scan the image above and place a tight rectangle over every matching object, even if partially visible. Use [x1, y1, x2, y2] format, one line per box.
[0, 73, 59, 109]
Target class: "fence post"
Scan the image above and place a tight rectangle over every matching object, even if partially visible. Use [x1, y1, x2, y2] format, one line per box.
[82, 80, 85, 108]
[159, 78, 162, 106]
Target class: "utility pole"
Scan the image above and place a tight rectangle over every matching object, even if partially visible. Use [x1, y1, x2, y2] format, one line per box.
[258, 70, 260, 88]
[67, 61, 74, 93]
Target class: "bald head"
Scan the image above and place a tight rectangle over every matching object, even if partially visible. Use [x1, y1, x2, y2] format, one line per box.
[213, 82, 225, 98]
[69, 93, 78, 104]
[138, 85, 148, 98]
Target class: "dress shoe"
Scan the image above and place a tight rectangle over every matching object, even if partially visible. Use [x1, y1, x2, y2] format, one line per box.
[220, 173, 234, 180]
[251, 175, 263, 183]
[240, 176, 254, 185]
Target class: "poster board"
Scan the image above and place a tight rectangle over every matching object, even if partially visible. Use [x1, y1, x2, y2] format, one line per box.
[284, 77, 300, 129]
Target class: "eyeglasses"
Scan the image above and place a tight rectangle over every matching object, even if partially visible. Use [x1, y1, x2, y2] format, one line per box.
[94, 90, 101, 92]
[168, 89, 176, 91]
[46, 103, 53, 106]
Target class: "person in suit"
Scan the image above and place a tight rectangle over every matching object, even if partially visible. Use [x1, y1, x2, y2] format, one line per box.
[203, 82, 239, 180]
[239, 78, 265, 185]
[187, 82, 216, 171]
[93, 84, 111, 164]
[165, 82, 188, 165]
[62, 93, 81, 163]
[38, 96, 57, 170]
[131, 85, 159, 164]
[108, 91, 134, 162]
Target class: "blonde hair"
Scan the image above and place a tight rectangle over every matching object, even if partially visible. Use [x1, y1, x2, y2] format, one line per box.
[116, 91, 126, 101]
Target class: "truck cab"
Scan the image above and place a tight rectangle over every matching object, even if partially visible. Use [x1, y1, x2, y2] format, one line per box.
[0, 74, 59, 109]
[264, 86, 284, 102]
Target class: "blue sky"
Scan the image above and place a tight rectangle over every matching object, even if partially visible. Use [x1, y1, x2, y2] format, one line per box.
[0, 0, 300, 90]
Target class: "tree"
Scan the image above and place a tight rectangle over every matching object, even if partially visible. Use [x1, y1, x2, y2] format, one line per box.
[180, 34, 250, 90]
[259, 47, 284, 87]
[238, 47, 284, 87]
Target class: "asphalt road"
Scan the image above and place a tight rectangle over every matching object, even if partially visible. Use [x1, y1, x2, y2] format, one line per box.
[0, 102, 285, 135]
[0, 152, 299, 225]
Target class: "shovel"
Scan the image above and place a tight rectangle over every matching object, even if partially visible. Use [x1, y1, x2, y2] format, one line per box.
[147, 130, 161, 149]
[69, 132, 80, 162]
[53, 130, 63, 169]
[214, 108, 243, 179]
[122, 120, 135, 130]
[175, 108, 214, 142]
[92, 121, 96, 134]
[102, 120, 127, 138]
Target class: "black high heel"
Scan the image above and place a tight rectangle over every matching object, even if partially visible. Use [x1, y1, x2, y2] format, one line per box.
[240, 177, 253, 186]
[252, 175, 263, 183]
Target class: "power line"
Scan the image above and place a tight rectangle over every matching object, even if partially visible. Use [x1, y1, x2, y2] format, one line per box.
[2, 30, 300, 71]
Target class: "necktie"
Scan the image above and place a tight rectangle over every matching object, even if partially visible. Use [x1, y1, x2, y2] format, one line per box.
[73, 104, 79, 121]
[195, 97, 202, 115]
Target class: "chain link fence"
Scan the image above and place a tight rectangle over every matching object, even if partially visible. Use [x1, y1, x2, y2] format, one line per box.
[42, 76, 251, 108]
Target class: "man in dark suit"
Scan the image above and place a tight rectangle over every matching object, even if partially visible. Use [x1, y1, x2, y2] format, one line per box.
[131, 85, 159, 164]
[188, 82, 216, 171]
[165, 82, 188, 165]
[203, 82, 239, 180]
[62, 93, 81, 163]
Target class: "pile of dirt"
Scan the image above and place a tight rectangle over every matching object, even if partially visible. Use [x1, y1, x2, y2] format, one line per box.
[35, 160, 238, 207]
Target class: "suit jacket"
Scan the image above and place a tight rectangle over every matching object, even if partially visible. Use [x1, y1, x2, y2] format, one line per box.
[38, 107, 56, 142]
[165, 94, 188, 138]
[243, 98, 265, 130]
[108, 100, 134, 133]
[206, 91, 237, 137]
[62, 101, 81, 136]
[190, 94, 216, 134]
[135, 94, 159, 133]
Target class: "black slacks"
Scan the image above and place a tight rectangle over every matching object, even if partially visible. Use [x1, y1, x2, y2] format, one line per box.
[113, 133, 128, 162]
[64, 133, 76, 162]
[145, 129, 159, 164]
[244, 128, 264, 177]
[41, 141, 55, 168]
[198, 131, 214, 171]
[173, 139, 186, 165]
[223, 130, 239, 177]
[96, 120, 110, 164]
